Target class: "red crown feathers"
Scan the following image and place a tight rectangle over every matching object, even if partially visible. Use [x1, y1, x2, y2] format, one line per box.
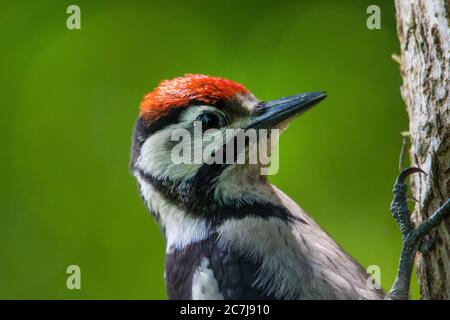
[140, 74, 249, 121]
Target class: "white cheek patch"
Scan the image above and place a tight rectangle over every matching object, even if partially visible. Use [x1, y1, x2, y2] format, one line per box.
[136, 105, 230, 181]
[136, 125, 201, 181]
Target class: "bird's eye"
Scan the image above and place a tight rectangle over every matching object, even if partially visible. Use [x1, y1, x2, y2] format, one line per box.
[196, 113, 222, 131]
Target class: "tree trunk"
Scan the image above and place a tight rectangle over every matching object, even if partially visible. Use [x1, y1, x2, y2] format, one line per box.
[395, 0, 450, 299]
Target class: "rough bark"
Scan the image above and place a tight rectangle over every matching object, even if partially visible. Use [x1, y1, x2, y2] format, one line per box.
[395, 0, 450, 299]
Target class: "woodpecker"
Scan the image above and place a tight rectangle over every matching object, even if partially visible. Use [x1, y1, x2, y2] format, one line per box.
[131, 74, 450, 300]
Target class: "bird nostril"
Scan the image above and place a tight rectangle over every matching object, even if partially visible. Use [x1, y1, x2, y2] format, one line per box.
[253, 102, 269, 115]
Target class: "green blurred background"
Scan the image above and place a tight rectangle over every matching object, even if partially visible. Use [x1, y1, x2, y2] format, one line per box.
[1, 0, 418, 299]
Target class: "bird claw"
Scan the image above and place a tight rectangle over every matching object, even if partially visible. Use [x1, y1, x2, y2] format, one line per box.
[386, 167, 450, 300]
[390, 167, 425, 238]
[395, 167, 426, 185]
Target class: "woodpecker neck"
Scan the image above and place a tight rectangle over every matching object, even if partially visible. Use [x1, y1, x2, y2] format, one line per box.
[135, 173, 212, 251]
[136, 163, 295, 219]
[134, 165, 297, 251]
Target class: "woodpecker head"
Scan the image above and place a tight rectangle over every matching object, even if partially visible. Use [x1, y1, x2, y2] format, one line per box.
[131, 74, 326, 225]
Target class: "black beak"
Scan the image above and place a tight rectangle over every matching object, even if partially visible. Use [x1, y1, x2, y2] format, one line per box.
[248, 92, 327, 129]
